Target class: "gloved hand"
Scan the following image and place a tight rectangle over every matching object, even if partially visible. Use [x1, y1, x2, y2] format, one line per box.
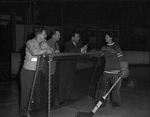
[118, 71, 123, 78]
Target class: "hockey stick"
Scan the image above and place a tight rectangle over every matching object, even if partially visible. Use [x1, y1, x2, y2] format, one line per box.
[75, 74, 123, 117]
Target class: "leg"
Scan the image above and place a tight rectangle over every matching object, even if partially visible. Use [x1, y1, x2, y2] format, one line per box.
[51, 74, 59, 107]
[110, 74, 121, 107]
[65, 60, 76, 101]
[20, 69, 35, 116]
[58, 60, 75, 104]
[95, 74, 109, 107]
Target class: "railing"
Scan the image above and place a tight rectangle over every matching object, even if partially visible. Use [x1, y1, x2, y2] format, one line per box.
[27, 52, 104, 117]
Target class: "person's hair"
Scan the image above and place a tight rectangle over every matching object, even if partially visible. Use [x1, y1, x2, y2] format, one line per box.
[34, 27, 46, 36]
[71, 31, 80, 37]
[50, 29, 60, 38]
[106, 32, 115, 42]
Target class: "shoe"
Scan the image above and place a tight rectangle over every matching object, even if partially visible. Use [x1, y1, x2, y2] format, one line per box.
[59, 101, 67, 105]
[112, 102, 120, 108]
[66, 99, 74, 102]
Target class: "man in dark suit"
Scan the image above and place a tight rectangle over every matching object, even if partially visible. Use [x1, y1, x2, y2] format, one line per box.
[59, 31, 88, 105]
[64, 32, 88, 53]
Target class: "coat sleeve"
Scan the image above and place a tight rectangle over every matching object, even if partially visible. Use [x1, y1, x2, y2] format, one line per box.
[64, 41, 81, 53]
[26, 40, 45, 55]
[115, 45, 124, 61]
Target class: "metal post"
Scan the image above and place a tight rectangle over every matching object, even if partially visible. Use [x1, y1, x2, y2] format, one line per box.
[48, 54, 52, 117]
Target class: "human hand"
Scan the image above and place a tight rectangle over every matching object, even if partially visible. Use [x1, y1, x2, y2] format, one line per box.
[83, 44, 88, 50]
[82, 49, 87, 53]
[55, 50, 60, 54]
[81, 44, 88, 53]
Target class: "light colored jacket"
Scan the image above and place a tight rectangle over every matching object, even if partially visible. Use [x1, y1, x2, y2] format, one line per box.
[23, 38, 50, 70]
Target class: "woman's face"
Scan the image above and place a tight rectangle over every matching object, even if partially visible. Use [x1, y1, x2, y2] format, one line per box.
[105, 34, 112, 43]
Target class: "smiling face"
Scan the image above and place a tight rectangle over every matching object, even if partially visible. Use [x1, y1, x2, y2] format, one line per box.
[105, 34, 113, 44]
[35, 28, 47, 42]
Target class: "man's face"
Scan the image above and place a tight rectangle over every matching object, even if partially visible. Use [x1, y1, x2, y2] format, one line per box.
[73, 33, 80, 43]
[39, 30, 47, 41]
[54, 31, 60, 41]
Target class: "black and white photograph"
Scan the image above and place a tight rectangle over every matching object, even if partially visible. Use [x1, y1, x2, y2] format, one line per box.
[0, 0, 149, 117]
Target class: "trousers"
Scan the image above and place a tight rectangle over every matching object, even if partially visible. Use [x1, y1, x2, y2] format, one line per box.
[20, 68, 35, 116]
[95, 72, 121, 107]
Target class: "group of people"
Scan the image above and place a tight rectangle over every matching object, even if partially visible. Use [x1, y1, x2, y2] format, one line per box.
[19, 27, 88, 117]
[20, 27, 125, 117]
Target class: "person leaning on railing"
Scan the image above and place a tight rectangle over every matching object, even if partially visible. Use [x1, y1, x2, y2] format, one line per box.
[64, 31, 88, 53]
[20, 27, 52, 117]
[46, 29, 61, 107]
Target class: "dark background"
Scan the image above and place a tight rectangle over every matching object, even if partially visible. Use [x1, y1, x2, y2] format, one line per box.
[0, 0, 149, 52]
[0, 0, 149, 81]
